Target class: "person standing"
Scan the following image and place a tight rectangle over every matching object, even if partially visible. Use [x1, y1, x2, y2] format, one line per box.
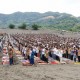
[0, 39, 2, 52]
[70, 47, 74, 60]
[29, 47, 35, 65]
[44, 48, 49, 63]
[8, 48, 13, 65]
[77, 48, 80, 62]
[40, 46, 45, 61]
[65, 47, 69, 58]
[73, 47, 77, 62]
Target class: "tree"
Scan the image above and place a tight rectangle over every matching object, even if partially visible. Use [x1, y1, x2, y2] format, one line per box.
[18, 23, 27, 29]
[9, 24, 15, 29]
[32, 24, 41, 30]
[68, 28, 73, 31]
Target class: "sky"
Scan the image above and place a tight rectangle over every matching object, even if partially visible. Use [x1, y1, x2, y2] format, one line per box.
[0, 0, 80, 17]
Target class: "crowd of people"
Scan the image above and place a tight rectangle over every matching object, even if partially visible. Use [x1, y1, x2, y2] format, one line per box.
[1, 32, 80, 65]
[7, 33, 80, 65]
[1, 34, 18, 65]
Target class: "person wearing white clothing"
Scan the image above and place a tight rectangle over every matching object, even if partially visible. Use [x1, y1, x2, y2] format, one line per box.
[22, 46, 27, 57]
[52, 48, 59, 60]
[41, 48, 45, 61]
[58, 49, 63, 62]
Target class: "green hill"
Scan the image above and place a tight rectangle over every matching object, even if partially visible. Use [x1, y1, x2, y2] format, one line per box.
[0, 11, 80, 31]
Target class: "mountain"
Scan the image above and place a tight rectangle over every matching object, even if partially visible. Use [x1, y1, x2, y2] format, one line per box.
[0, 11, 80, 31]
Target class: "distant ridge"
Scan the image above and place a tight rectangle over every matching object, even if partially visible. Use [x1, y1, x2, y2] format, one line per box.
[0, 11, 80, 31]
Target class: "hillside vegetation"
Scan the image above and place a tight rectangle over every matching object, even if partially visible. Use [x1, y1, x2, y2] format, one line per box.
[0, 11, 80, 31]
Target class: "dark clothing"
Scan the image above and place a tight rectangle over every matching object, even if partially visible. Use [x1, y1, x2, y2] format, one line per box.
[70, 50, 74, 60]
[49, 52, 52, 57]
[74, 58, 76, 62]
[56, 56, 60, 62]
[34, 53, 37, 57]
[66, 50, 68, 58]
[9, 57, 13, 65]
[70, 55, 73, 60]
[45, 58, 48, 63]
[41, 54, 45, 61]
[78, 56, 80, 62]
[30, 51, 35, 64]
[0, 47, 2, 52]
[30, 58, 34, 64]
[28, 55, 30, 60]
[62, 53, 66, 58]
[8, 49, 13, 65]
[41, 54, 48, 63]
[76, 50, 78, 57]
[52, 54, 56, 60]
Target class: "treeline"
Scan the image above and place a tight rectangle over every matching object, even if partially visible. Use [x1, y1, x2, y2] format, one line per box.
[8, 23, 41, 30]
[8, 22, 80, 32]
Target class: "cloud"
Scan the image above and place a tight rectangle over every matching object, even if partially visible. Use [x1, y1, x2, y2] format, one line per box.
[0, 0, 80, 16]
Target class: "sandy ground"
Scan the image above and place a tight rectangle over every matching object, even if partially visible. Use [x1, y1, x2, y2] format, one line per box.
[0, 29, 80, 80]
[0, 29, 80, 38]
[0, 64, 80, 80]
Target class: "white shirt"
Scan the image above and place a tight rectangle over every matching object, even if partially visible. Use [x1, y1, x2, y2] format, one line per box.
[22, 47, 26, 54]
[53, 48, 62, 57]
[35, 47, 39, 53]
[41, 48, 45, 55]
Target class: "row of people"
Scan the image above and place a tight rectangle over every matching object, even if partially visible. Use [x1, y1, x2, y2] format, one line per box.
[9, 33, 80, 64]
[21, 45, 80, 63]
